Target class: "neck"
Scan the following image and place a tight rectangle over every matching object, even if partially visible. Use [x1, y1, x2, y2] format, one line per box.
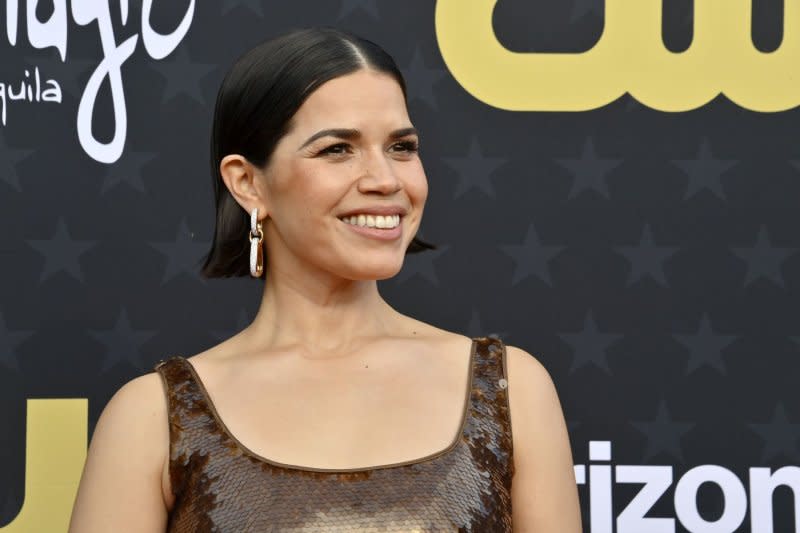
[242, 262, 400, 359]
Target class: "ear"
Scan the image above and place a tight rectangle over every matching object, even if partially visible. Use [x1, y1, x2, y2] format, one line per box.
[219, 154, 270, 218]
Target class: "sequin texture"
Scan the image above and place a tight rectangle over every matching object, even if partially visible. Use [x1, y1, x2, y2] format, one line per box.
[154, 336, 514, 532]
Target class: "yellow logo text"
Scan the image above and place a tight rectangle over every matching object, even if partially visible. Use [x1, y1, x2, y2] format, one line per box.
[435, 0, 799, 112]
[1, 400, 86, 533]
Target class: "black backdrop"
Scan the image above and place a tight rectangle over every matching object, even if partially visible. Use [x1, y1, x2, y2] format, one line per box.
[1, 1, 799, 532]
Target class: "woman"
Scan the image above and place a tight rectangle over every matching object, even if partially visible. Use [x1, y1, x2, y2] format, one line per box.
[69, 28, 582, 532]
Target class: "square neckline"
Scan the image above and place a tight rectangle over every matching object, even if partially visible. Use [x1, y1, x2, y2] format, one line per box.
[176, 337, 478, 473]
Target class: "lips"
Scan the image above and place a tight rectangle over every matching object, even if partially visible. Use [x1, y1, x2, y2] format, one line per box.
[335, 205, 408, 241]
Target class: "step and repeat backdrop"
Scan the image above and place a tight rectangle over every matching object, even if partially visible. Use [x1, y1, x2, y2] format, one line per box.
[1, 1, 799, 532]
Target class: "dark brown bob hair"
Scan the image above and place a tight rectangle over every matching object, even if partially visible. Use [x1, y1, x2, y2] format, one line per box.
[200, 27, 436, 280]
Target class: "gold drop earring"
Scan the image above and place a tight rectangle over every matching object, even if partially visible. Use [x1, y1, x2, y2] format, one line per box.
[249, 207, 264, 278]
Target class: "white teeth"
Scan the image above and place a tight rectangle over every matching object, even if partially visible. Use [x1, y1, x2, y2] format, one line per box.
[340, 214, 401, 229]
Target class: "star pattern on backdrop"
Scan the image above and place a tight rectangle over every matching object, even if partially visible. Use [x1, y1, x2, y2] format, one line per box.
[148, 218, 210, 285]
[499, 223, 565, 286]
[614, 224, 679, 287]
[441, 138, 507, 199]
[211, 308, 251, 341]
[558, 310, 623, 375]
[465, 307, 509, 341]
[671, 137, 737, 201]
[221, 0, 265, 17]
[100, 150, 158, 194]
[2, 3, 799, 512]
[393, 244, 449, 285]
[748, 403, 800, 463]
[673, 313, 736, 375]
[402, 46, 446, 109]
[0, 311, 35, 371]
[149, 46, 217, 106]
[338, 0, 379, 19]
[555, 137, 622, 200]
[0, 130, 34, 192]
[632, 399, 694, 463]
[88, 308, 158, 373]
[731, 225, 795, 288]
[570, 0, 603, 22]
[26, 217, 96, 283]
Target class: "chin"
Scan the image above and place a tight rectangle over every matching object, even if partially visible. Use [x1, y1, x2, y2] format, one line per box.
[348, 259, 404, 281]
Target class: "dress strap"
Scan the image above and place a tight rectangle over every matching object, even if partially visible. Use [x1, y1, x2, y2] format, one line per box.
[474, 335, 510, 389]
[154, 356, 221, 497]
[471, 336, 515, 477]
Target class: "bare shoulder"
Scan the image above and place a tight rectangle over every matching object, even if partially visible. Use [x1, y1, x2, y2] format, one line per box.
[502, 343, 566, 450]
[502, 343, 583, 533]
[98, 371, 169, 450]
[69, 370, 169, 533]
[503, 344, 569, 417]
[111, 370, 168, 412]
[502, 344, 566, 444]
[504, 344, 556, 395]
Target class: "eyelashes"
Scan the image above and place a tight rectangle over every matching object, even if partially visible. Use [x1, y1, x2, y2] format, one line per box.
[391, 140, 419, 153]
[316, 143, 350, 156]
[315, 140, 419, 157]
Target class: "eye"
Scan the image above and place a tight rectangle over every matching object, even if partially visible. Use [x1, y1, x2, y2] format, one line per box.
[390, 140, 419, 153]
[317, 143, 352, 156]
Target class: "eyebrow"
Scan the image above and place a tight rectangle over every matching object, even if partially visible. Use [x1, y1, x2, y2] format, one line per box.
[297, 127, 418, 150]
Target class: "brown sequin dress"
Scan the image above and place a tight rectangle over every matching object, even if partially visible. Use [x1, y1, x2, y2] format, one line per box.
[154, 335, 514, 532]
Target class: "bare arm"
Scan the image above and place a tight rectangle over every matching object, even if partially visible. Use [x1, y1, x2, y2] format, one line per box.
[68, 372, 170, 533]
[506, 345, 583, 532]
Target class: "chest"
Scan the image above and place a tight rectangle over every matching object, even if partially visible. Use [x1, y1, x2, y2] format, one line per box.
[156, 336, 514, 531]
[197, 353, 471, 469]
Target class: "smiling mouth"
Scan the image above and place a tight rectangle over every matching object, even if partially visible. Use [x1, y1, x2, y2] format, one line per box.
[337, 214, 402, 229]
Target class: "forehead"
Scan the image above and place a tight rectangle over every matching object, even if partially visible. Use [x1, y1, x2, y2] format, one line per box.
[290, 69, 410, 131]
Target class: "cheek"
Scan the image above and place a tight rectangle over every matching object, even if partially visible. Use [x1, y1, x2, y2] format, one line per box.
[278, 162, 342, 208]
[276, 170, 351, 237]
[406, 163, 429, 203]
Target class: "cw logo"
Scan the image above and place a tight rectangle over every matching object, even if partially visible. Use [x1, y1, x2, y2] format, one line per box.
[435, 0, 799, 112]
[0, 400, 86, 532]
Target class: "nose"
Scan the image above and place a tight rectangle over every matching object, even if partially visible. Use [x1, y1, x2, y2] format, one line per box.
[357, 150, 403, 194]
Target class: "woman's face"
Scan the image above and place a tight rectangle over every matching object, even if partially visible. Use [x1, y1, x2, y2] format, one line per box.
[257, 68, 428, 281]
